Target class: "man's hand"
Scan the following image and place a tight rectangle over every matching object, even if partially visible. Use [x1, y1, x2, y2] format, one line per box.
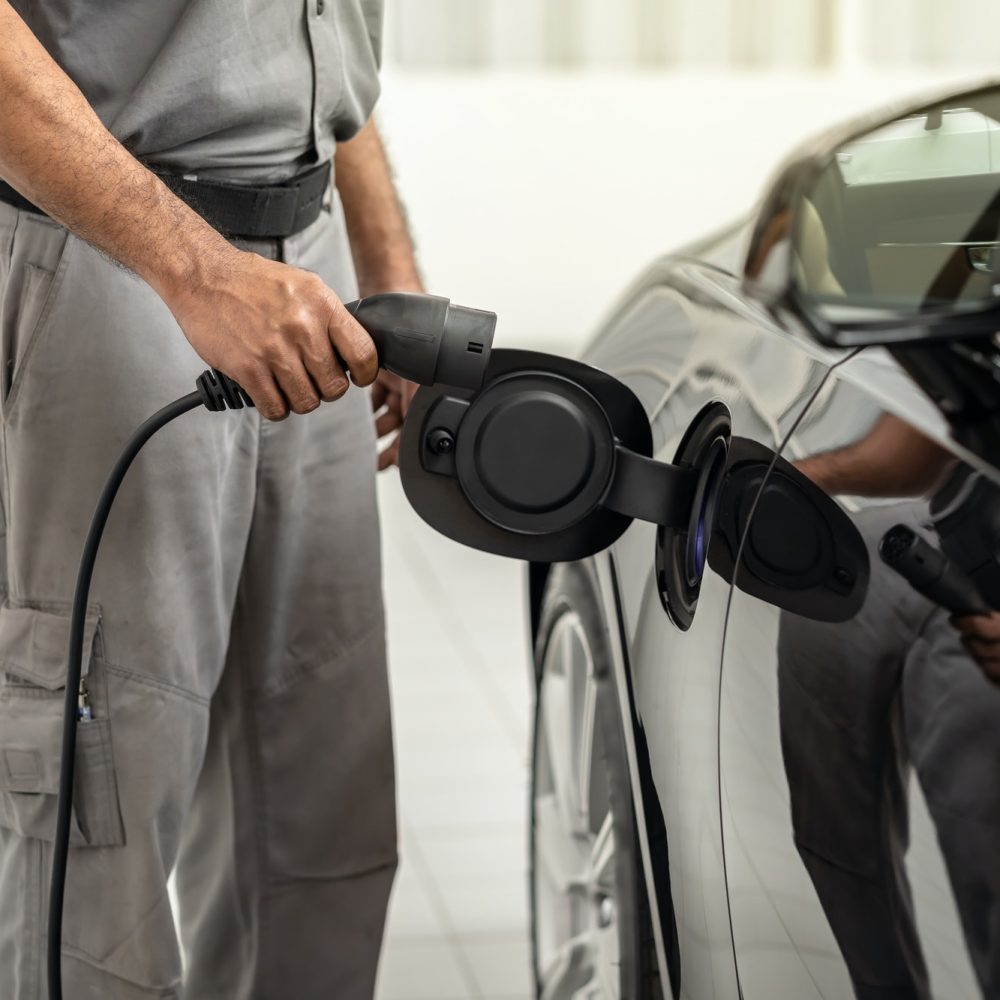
[951, 613, 1000, 684]
[168, 248, 378, 421]
[371, 371, 418, 470]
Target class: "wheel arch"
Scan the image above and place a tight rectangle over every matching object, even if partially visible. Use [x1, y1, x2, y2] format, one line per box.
[532, 553, 682, 997]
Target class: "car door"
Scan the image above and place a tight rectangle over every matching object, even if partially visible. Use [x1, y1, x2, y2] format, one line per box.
[584, 271, 772, 1000]
[719, 345, 997, 999]
[397, 240, 873, 999]
[585, 255, 874, 1000]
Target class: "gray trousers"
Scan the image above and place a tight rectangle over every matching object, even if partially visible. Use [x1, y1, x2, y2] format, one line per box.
[0, 196, 397, 998]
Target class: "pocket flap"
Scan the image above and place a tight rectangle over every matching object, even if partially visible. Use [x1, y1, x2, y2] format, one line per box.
[0, 698, 123, 846]
[0, 701, 62, 794]
[0, 602, 100, 689]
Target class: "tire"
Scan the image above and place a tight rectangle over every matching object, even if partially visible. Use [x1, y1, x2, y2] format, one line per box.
[530, 562, 663, 999]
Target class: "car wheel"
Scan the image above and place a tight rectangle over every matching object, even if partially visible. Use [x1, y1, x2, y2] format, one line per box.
[530, 563, 662, 999]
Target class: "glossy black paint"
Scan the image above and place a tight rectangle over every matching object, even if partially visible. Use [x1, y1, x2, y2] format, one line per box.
[576, 217, 1000, 997]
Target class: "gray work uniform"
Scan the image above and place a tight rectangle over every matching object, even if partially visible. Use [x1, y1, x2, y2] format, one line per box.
[0, 3, 395, 998]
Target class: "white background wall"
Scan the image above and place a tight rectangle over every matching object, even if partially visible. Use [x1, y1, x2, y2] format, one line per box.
[373, 1, 1000, 354]
[376, 70, 972, 354]
[386, 0, 1000, 72]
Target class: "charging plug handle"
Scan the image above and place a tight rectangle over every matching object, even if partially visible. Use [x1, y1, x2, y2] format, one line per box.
[880, 523, 988, 615]
[199, 294, 497, 410]
[346, 293, 496, 389]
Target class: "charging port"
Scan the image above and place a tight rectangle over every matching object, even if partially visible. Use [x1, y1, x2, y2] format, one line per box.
[656, 402, 732, 630]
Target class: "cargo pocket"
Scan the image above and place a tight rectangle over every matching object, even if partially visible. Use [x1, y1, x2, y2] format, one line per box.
[0, 221, 72, 413]
[0, 601, 124, 847]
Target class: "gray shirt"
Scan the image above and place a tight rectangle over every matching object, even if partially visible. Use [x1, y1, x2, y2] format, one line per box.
[13, 0, 384, 180]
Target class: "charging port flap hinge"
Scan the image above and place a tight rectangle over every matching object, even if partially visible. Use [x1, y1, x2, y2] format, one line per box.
[602, 447, 699, 529]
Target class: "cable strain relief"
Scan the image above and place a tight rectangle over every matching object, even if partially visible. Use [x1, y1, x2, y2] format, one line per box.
[196, 369, 255, 411]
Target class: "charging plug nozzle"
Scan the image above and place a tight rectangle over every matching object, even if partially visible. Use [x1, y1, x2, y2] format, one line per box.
[346, 293, 496, 390]
[879, 523, 989, 615]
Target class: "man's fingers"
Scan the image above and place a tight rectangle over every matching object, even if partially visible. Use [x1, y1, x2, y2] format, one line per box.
[377, 435, 401, 471]
[963, 635, 1000, 657]
[371, 380, 390, 412]
[375, 407, 403, 439]
[302, 339, 350, 403]
[951, 613, 1000, 640]
[238, 366, 289, 421]
[271, 355, 322, 415]
[328, 299, 379, 387]
[400, 379, 419, 418]
[372, 369, 407, 411]
[965, 645, 1000, 684]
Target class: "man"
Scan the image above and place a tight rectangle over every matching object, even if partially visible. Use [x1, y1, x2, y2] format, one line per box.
[0, 2, 415, 997]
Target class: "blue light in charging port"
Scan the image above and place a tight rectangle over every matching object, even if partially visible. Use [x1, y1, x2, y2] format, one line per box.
[694, 515, 706, 577]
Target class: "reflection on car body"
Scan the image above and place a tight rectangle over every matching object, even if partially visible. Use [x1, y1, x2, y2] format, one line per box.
[399, 81, 1000, 997]
[776, 417, 1000, 998]
[606, 86, 1000, 997]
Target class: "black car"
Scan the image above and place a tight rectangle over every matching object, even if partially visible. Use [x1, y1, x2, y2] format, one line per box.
[397, 80, 1000, 999]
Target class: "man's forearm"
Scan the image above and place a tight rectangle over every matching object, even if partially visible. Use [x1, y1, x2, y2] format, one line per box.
[0, 1, 235, 303]
[795, 414, 952, 497]
[334, 118, 421, 295]
[0, 1, 381, 422]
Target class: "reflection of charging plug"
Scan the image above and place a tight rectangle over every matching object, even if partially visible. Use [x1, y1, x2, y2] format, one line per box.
[879, 523, 988, 615]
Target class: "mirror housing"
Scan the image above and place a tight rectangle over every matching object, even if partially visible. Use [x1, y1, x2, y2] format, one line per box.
[744, 80, 1000, 349]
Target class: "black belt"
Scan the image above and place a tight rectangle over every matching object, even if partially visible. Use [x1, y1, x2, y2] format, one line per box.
[0, 159, 331, 240]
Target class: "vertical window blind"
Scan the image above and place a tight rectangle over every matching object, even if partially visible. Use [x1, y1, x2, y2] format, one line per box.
[387, 0, 998, 72]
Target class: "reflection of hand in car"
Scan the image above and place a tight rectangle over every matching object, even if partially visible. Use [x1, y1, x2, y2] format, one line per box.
[951, 612, 1000, 683]
[793, 414, 1000, 684]
[794, 413, 952, 497]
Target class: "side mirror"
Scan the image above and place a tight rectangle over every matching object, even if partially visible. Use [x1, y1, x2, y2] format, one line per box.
[744, 82, 1000, 348]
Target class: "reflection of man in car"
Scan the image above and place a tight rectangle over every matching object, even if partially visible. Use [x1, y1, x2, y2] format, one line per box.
[952, 613, 1000, 681]
[779, 414, 1000, 998]
[797, 413, 1000, 681]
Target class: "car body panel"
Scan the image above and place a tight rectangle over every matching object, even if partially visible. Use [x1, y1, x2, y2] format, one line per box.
[575, 220, 998, 997]
[579, 231, 827, 999]
[719, 359, 997, 999]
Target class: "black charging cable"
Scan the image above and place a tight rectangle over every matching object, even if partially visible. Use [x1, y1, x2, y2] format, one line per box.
[48, 370, 251, 1000]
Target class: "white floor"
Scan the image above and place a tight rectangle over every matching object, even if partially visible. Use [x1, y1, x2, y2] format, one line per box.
[374, 472, 535, 1000]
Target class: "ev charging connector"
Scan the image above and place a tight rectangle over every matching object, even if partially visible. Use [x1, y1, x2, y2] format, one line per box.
[346, 293, 496, 390]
